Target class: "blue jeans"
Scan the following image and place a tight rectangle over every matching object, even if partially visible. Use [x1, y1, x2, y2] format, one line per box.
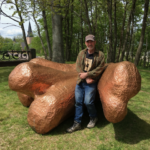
[74, 81, 97, 123]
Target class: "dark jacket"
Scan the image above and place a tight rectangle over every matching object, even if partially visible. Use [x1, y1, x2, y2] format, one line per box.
[76, 48, 105, 84]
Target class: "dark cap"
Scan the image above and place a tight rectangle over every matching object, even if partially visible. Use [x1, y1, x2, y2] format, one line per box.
[85, 34, 95, 42]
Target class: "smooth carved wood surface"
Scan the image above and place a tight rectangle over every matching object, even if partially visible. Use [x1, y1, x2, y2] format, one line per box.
[8, 58, 141, 134]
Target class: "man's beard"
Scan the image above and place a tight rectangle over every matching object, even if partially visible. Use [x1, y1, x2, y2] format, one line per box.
[87, 46, 94, 50]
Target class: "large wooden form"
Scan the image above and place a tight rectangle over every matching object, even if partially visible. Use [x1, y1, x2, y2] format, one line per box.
[9, 58, 141, 134]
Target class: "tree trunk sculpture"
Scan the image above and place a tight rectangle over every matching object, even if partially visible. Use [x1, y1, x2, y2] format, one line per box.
[8, 58, 141, 134]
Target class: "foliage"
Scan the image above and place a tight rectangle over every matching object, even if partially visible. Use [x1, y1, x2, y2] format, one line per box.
[14, 34, 24, 43]
[0, 36, 23, 51]
[0, 36, 5, 51]
[0, 37, 13, 51]
[30, 36, 47, 54]
[1, 0, 150, 64]
[13, 43, 22, 51]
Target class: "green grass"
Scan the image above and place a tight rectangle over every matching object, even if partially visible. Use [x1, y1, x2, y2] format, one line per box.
[0, 65, 150, 150]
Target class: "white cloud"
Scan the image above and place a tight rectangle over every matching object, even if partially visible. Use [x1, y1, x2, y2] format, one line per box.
[0, 21, 35, 38]
[0, 27, 22, 38]
[7, 29, 22, 35]
[0, 2, 36, 38]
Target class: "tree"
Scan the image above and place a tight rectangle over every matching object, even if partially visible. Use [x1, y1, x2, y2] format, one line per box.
[0, 37, 13, 51]
[120, 0, 137, 62]
[116, 1, 128, 62]
[1, 0, 147, 65]
[134, 0, 149, 66]
[42, 9, 52, 60]
[13, 43, 21, 51]
[113, 0, 117, 62]
[14, 34, 24, 43]
[51, 0, 64, 63]
[0, 36, 5, 51]
[106, 0, 113, 63]
[0, 0, 30, 51]
[30, 0, 48, 59]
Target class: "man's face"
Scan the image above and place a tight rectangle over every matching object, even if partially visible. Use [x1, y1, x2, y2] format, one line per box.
[85, 40, 96, 50]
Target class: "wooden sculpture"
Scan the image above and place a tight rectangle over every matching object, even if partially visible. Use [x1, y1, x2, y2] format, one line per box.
[8, 58, 141, 134]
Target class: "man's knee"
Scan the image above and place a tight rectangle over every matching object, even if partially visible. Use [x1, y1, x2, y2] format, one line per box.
[75, 99, 83, 107]
[84, 99, 91, 107]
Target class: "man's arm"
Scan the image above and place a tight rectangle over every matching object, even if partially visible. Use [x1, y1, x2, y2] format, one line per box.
[76, 50, 90, 80]
[87, 52, 105, 79]
[76, 51, 84, 73]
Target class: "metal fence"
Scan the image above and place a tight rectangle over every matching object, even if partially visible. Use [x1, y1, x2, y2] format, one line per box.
[0, 49, 36, 67]
[0, 51, 30, 61]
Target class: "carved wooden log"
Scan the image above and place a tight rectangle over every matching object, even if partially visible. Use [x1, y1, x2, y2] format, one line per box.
[9, 60, 77, 134]
[28, 78, 76, 134]
[8, 58, 141, 134]
[15, 58, 76, 107]
[17, 92, 34, 107]
[98, 61, 141, 123]
[30, 58, 76, 72]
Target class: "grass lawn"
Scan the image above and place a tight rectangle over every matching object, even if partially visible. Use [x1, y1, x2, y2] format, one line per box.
[0, 65, 150, 150]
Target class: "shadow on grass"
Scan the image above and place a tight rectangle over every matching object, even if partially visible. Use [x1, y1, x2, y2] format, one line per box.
[44, 100, 150, 145]
[44, 93, 110, 136]
[114, 109, 150, 144]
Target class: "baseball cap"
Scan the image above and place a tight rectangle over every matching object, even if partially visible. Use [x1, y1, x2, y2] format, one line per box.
[85, 34, 95, 41]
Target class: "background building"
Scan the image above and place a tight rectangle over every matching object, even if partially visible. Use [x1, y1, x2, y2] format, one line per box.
[20, 22, 34, 50]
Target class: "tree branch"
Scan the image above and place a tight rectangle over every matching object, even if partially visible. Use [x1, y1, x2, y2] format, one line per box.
[0, 9, 19, 22]
[73, 11, 87, 24]
[3, 24, 21, 28]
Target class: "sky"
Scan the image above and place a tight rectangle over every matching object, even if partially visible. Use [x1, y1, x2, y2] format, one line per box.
[0, 2, 36, 39]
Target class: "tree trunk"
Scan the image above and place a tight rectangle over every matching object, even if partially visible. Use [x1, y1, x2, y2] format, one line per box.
[125, 39, 130, 61]
[106, 45, 109, 63]
[84, 0, 92, 34]
[126, 14, 134, 61]
[68, 0, 74, 61]
[143, 51, 146, 68]
[32, 3, 47, 59]
[131, 42, 134, 63]
[128, 13, 135, 62]
[107, 0, 113, 63]
[113, 0, 117, 62]
[126, 19, 134, 61]
[66, 16, 70, 61]
[14, 0, 29, 52]
[42, 10, 52, 60]
[52, 4, 64, 63]
[139, 58, 142, 66]
[116, 1, 128, 62]
[134, 0, 149, 66]
[120, 0, 136, 62]
[147, 56, 150, 68]
[90, 1, 93, 28]
[143, 36, 147, 67]
[33, 16, 47, 59]
[80, 0, 84, 49]
[76, 33, 79, 57]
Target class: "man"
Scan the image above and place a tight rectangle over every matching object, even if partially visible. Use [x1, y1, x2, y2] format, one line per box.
[66, 34, 105, 133]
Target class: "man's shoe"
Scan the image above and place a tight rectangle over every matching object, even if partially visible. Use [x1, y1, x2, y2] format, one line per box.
[66, 121, 81, 133]
[87, 117, 98, 128]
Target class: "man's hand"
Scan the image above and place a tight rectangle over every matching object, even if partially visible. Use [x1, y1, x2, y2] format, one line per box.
[86, 78, 95, 84]
[79, 72, 88, 79]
